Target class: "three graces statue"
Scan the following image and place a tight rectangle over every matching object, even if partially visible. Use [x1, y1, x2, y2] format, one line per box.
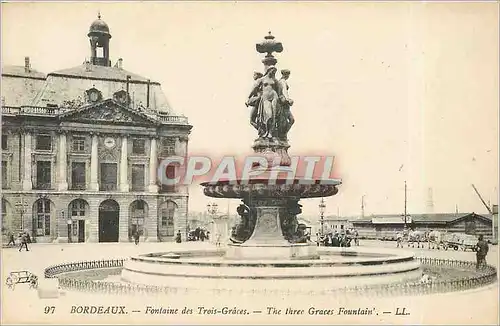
[246, 33, 295, 141]
[246, 67, 294, 140]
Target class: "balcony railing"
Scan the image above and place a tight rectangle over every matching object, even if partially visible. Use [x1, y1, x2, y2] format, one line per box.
[1, 106, 61, 116]
[157, 113, 189, 125]
[100, 183, 117, 191]
[70, 183, 87, 190]
[35, 182, 53, 190]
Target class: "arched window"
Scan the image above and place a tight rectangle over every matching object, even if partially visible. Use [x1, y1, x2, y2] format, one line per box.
[35, 199, 51, 236]
[70, 199, 86, 218]
[161, 201, 176, 236]
[130, 200, 146, 236]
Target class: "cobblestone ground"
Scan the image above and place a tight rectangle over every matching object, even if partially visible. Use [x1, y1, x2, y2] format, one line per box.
[1, 241, 498, 325]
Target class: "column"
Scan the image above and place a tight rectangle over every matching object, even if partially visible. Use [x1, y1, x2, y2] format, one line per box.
[148, 137, 158, 193]
[22, 132, 32, 190]
[120, 136, 129, 192]
[89, 134, 99, 191]
[57, 132, 68, 191]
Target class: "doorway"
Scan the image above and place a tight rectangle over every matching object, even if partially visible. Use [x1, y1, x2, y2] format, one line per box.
[99, 200, 120, 242]
[78, 220, 85, 243]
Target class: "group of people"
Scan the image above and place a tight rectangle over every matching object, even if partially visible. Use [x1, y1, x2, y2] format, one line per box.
[187, 227, 210, 242]
[317, 229, 359, 247]
[6, 231, 31, 251]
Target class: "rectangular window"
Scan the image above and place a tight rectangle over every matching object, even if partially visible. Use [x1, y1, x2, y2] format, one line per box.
[72, 136, 86, 152]
[1, 161, 8, 189]
[160, 138, 176, 156]
[71, 162, 86, 190]
[100, 163, 117, 191]
[36, 161, 52, 189]
[131, 164, 145, 191]
[36, 135, 52, 151]
[1, 135, 7, 151]
[132, 139, 146, 155]
[160, 165, 176, 193]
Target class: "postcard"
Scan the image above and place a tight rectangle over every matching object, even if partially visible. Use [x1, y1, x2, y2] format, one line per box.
[1, 1, 498, 325]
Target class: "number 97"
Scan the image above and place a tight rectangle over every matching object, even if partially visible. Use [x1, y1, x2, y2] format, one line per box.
[44, 306, 55, 314]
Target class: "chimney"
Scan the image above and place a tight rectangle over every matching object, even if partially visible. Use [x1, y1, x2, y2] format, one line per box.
[126, 75, 131, 107]
[146, 79, 151, 108]
[116, 58, 123, 69]
[24, 57, 31, 73]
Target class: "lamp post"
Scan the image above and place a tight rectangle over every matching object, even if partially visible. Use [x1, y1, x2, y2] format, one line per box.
[319, 198, 326, 236]
[15, 196, 29, 233]
[207, 202, 219, 216]
[63, 210, 72, 243]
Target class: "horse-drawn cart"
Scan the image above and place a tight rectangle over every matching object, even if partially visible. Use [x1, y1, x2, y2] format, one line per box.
[5, 271, 38, 290]
[443, 233, 478, 251]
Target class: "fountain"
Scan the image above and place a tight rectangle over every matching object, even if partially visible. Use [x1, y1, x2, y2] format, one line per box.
[120, 32, 422, 294]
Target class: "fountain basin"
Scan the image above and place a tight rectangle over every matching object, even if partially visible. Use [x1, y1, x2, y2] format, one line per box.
[120, 247, 422, 293]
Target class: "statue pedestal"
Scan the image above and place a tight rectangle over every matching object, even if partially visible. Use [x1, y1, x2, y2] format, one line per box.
[225, 202, 319, 260]
[210, 215, 230, 246]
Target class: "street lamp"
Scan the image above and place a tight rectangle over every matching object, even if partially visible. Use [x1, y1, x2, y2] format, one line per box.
[207, 202, 219, 216]
[319, 198, 326, 235]
[62, 210, 72, 243]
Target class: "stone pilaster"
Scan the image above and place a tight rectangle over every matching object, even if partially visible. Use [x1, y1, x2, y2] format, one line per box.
[145, 198, 158, 242]
[89, 134, 99, 191]
[57, 132, 68, 191]
[120, 136, 129, 192]
[22, 132, 32, 190]
[148, 138, 158, 193]
[119, 198, 129, 242]
[87, 197, 100, 242]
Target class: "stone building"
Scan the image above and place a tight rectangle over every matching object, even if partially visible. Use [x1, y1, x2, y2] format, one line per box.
[1, 15, 192, 243]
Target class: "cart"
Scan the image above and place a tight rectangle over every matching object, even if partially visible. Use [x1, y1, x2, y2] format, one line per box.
[5, 271, 38, 290]
[443, 233, 478, 251]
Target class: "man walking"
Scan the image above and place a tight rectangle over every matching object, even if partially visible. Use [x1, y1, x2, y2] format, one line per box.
[19, 232, 29, 252]
[475, 235, 489, 271]
[7, 232, 16, 247]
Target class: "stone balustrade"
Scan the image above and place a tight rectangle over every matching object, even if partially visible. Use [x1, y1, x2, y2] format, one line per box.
[1, 105, 189, 125]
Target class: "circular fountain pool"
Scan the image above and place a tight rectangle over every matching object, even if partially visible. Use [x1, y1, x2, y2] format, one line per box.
[120, 246, 422, 293]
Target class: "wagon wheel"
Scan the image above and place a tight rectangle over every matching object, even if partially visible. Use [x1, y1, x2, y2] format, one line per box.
[5, 277, 14, 290]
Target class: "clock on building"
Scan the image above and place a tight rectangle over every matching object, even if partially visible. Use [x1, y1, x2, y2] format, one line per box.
[104, 137, 116, 148]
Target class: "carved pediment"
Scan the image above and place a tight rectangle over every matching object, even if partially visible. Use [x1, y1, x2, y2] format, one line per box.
[60, 99, 159, 126]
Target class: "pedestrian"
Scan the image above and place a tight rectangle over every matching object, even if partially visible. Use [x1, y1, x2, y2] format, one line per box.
[475, 235, 489, 271]
[133, 231, 140, 245]
[19, 232, 29, 252]
[175, 230, 182, 243]
[7, 232, 16, 247]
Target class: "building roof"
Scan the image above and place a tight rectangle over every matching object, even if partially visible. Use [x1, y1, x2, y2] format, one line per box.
[1, 66, 47, 107]
[352, 212, 491, 225]
[2, 65, 46, 79]
[48, 64, 157, 84]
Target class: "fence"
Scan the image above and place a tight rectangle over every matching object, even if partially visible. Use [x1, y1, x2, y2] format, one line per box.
[44, 257, 497, 298]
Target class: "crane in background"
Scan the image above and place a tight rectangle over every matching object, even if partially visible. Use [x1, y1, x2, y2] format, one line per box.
[471, 184, 493, 215]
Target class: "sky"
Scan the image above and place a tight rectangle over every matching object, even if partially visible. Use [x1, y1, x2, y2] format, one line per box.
[2, 1, 499, 218]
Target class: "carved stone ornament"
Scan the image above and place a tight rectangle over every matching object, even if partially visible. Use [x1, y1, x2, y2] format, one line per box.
[85, 87, 103, 103]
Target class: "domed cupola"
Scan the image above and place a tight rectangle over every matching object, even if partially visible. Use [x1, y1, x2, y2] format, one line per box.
[88, 13, 112, 67]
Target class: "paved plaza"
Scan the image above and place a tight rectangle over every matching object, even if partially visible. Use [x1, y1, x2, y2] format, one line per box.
[1, 241, 498, 325]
